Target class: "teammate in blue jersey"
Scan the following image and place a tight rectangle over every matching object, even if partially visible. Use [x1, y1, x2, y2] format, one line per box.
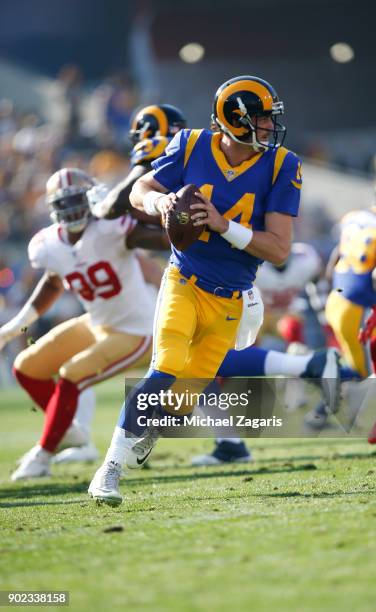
[90, 103, 187, 221]
[326, 208, 376, 378]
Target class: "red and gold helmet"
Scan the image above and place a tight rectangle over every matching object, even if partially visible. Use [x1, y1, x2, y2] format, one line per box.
[46, 168, 95, 233]
[128, 104, 186, 144]
[212, 75, 286, 151]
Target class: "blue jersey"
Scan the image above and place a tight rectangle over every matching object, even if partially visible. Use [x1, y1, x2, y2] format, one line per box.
[152, 129, 302, 291]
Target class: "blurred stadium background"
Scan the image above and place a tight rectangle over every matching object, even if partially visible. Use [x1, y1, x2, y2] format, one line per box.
[0, 0, 375, 382]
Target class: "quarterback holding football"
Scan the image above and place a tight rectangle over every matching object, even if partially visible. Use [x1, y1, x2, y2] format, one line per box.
[89, 75, 308, 505]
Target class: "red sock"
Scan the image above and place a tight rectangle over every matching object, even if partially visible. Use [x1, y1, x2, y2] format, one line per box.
[370, 337, 376, 374]
[39, 378, 79, 452]
[13, 368, 56, 411]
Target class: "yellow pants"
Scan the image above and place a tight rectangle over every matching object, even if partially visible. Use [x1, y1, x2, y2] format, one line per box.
[152, 266, 243, 379]
[14, 313, 152, 390]
[325, 290, 367, 377]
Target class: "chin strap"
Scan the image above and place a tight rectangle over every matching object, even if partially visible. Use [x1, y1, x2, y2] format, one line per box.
[213, 117, 268, 152]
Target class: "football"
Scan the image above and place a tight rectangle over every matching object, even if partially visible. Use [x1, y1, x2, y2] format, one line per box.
[165, 184, 203, 251]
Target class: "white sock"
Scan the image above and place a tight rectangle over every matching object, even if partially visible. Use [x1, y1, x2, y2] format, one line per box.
[74, 387, 96, 437]
[264, 350, 313, 377]
[104, 426, 130, 465]
[216, 438, 242, 444]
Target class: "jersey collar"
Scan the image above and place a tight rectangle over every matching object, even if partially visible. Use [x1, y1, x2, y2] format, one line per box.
[210, 132, 264, 182]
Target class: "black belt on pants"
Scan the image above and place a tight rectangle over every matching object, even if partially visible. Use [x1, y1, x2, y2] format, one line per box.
[177, 265, 242, 299]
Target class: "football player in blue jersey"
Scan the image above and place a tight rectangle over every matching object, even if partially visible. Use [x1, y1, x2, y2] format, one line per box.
[88, 76, 303, 504]
[88, 84, 342, 503]
[129, 77, 302, 383]
[325, 208, 376, 378]
[90, 104, 187, 221]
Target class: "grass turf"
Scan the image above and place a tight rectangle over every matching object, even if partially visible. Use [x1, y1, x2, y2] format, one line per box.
[1, 379, 376, 612]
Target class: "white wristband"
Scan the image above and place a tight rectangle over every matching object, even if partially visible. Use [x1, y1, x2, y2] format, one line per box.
[221, 221, 253, 250]
[1, 303, 38, 342]
[143, 191, 164, 216]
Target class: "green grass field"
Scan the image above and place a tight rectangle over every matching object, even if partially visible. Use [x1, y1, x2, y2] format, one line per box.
[1, 379, 376, 612]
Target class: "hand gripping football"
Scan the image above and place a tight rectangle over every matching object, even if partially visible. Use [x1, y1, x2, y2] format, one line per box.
[165, 184, 203, 251]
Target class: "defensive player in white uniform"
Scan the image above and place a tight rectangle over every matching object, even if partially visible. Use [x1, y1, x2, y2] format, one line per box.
[0, 167, 167, 480]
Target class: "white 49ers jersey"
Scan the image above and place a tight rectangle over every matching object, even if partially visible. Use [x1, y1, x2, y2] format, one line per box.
[28, 217, 156, 335]
[255, 242, 321, 312]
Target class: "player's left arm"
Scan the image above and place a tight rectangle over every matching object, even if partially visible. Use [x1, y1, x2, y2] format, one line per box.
[246, 152, 301, 263]
[125, 222, 170, 251]
[191, 197, 293, 265]
[243, 212, 293, 264]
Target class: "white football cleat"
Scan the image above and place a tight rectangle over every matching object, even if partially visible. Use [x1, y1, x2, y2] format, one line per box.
[11, 445, 52, 481]
[52, 443, 99, 464]
[16, 446, 40, 467]
[15, 420, 89, 466]
[88, 461, 123, 506]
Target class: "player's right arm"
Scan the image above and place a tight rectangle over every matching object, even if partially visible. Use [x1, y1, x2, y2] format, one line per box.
[0, 272, 63, 350]
[129, 170, 176, 226]
[0, 227, 65, 350]
[90, 136, 171, 221]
